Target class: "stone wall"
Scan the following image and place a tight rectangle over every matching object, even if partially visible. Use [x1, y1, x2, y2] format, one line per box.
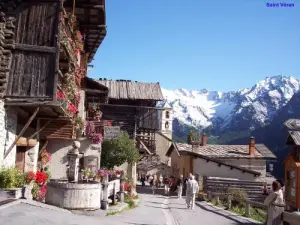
[0, 12, 15, 97]
[0, 101, 18, 168]
[155, 132, 172, 164]
[219, 158, 267, 178]
[47, 138, 101, 179]
[24, 143, 39, 172]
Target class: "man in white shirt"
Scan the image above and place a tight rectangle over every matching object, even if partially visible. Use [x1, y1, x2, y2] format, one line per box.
[185, 174, 199, 210]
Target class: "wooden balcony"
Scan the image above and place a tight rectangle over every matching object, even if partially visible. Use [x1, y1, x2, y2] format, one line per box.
[39, 118, 75, 140]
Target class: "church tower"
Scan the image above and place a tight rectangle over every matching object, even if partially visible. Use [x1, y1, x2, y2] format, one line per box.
[159, 101, 173, 139]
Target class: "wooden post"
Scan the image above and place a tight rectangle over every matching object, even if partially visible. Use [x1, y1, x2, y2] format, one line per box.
[72, 0, 76, 16]
[208, 191, 212, 201]
[216, 195, 220, 205]
[29, 120, 51, 139]
[245, 201, 251, 217]
[119, 170, 125, 202]
[4, 107, 39, 159]
[112, 182, 116, 205]
[227, 195, 232, 210]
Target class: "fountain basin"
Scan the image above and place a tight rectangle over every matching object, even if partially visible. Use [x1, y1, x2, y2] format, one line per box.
[45, 179, 102, 210]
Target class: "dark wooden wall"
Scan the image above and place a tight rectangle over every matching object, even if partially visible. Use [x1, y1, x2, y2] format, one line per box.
[6, 1, 60, 100]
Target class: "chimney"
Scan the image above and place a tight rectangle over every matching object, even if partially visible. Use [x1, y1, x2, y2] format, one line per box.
[201, 133, 207, 146]
[249, 136, 256, 155]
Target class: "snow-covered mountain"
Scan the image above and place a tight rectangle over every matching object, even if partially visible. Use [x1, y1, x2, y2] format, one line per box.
[162, 75, 300, 137]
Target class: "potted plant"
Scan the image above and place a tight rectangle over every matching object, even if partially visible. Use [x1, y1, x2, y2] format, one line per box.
[81, 168, 91, 182]
[32, 171, 48, 202]
[0, 167, 24, 199]
[115, 170, 121, 178]
[23, 171, 36, 199]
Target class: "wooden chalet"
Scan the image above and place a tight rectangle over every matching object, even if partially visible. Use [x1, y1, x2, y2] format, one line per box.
[0, 0, 107, 170]
[95, 78, 165, 154]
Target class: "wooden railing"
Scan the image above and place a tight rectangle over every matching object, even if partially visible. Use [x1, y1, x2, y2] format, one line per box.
[204, 191, 300, 225]
[203, 176, 271, 202]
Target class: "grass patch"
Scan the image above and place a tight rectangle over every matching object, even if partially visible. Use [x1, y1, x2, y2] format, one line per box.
[206, 198, 267, 223]
[106, 211, 120, 216]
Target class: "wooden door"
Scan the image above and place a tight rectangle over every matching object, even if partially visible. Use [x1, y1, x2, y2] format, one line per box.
[15, 147, 27, 172]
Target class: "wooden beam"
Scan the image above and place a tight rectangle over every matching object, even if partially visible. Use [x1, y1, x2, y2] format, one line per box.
[16, 137, 37, 147]
[136, 137, 152, 155]
[40, 140, 49, 151]
[29, 120, 52, 139]
[4, 107, 39, 159]
[84, 88, 107, 94]
[5, 101, 55, 106]
[15, 44, 56, 53]
[65, 3, 104, 9]
[81, 24, 106, 29]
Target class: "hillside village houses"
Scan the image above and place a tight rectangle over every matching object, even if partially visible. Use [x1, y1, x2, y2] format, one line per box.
[166, 133, 277, 189]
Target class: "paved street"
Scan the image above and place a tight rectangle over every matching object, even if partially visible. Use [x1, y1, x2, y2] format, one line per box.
[0, 186, 262, 225]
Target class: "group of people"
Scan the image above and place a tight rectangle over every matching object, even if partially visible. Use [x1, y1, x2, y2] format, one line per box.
[139, 173, 199, 210]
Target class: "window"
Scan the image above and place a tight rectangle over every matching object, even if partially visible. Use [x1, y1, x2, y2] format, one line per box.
[165, 111, 170, 119]
[165, 121, 169, 129]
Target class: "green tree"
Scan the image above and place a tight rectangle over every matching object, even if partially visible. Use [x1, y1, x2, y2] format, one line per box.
[187, 130, 200, 144]
[101, 132, 140, 169]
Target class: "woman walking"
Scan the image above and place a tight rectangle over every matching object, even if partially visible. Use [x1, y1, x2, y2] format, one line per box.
[264, 180, 285, 225]
[152, 174, 159, 195]
[176, 175, 184, 198]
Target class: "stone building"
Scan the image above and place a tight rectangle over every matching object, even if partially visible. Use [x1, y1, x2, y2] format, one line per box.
[166, 134, 277, 187]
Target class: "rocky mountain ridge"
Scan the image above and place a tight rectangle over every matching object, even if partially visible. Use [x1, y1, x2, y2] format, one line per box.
[162, 75, 300, 142]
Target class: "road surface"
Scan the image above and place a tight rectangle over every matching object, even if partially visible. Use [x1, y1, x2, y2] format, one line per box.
[0, 186, 262, 225]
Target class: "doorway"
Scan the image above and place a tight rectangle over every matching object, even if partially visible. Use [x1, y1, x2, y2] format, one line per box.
[15, 146, 27, 172]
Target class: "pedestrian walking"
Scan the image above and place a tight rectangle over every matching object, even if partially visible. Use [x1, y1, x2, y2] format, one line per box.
[152, 174, 159, 195]
[164, 176, 170, 196]
[141, 174, 146, 186]
[159, 174, 163, 187]
[176, 175, 184, 198]
[185, 174, 199, 210]
[264, 180, 285, 225]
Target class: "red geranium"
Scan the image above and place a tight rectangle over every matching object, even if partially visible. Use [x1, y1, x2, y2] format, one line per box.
[115, 170, 121, 175]
[35, 171, 48, 185]
[105, 120, 112, 126]
[25, 171, 36, 184]
[56, 91, 65, 99]
[67, 104, 77, 113]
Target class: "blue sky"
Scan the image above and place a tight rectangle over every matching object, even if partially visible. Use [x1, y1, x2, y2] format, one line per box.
[88, 0, 300, 92]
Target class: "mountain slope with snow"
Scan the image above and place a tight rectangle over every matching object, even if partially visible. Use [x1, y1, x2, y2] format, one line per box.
[162, 75, 300, 139]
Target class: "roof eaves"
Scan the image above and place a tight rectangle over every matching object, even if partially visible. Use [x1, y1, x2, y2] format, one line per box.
[166, 142, 180, 157]
[181, 150, 261, 176]
[156, 132, 173, 142]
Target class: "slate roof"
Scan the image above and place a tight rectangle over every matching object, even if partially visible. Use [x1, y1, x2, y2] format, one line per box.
[286, 131, 300, 145]
[95, 79, 164, 101]
[168, 143, 276, 160]
[166, 143, 262, 176]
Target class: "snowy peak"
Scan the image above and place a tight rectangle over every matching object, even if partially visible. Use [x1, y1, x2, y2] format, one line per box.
[162, 76, 300, 131]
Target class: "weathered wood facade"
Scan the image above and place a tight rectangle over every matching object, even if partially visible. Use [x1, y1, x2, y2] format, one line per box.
[95, 79, 165, 154]
[6, 1, 60, 100]
[0, 0, 107, 158]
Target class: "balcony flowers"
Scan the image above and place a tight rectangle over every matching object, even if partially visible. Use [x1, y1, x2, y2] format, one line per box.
[85, 120, 103, 144]
[91, 133, 103, 144]
[67, 104, 77, 114]
[56, 91, 65, 99]
[39, 149, 52, 170]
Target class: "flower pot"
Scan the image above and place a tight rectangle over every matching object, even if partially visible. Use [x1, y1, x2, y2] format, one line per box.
[22, 183, 33, 200]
